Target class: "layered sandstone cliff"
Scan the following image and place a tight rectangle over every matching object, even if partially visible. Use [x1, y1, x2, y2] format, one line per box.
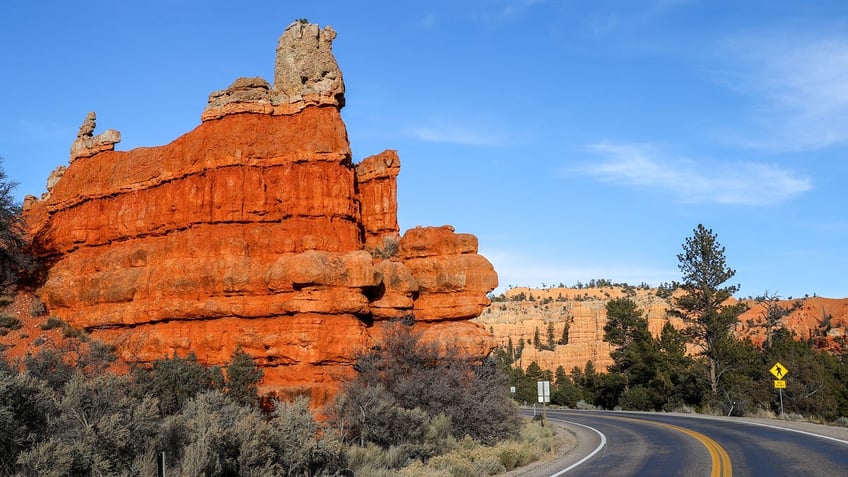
[475, 286, 847, 374]
[20, 21, 498, 403]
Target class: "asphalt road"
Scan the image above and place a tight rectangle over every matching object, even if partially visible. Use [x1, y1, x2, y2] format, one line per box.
[536, 409, 848, 476]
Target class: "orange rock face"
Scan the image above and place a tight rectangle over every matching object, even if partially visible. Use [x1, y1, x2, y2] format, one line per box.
[476, 287, 847, 376]
[21, 22, 498, 404]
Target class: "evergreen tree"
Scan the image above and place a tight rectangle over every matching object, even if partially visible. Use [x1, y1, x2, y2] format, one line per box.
[754, 292, 791, 349]
[601, 298, 658, 408]
[224, 347, 264, 407]
[546, 321, 556, 350]
[551, 366, 583, 407]
[559, 321, 570, 345]
[671, 224, 747, 398]
[604, 298, 651, 368]
[0, 159, 34, 288]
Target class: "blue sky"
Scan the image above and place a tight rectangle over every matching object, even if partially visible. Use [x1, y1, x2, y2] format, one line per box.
[1, 1, 846, 298]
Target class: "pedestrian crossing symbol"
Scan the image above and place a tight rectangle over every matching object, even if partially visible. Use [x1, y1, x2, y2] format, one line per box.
[769, 362, 789, 379]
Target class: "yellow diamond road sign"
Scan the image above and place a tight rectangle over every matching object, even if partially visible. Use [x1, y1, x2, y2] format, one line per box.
[770, 362, 789, 379]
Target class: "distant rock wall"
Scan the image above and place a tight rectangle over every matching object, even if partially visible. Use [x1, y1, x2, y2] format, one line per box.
[22, 22, 497, 404]
[474, 287, 847, 374]
[475, 287, 680, 373]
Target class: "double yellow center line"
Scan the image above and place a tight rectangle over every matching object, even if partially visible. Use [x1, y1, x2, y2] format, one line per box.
[616, 416, 733, 477]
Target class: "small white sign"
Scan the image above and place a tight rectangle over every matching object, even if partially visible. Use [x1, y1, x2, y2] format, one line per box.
[537, 380, 550, 403]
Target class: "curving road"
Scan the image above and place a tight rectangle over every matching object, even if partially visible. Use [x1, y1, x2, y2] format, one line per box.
[530, 409, 848, 476]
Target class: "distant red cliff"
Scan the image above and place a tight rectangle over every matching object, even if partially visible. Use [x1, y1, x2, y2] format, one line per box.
[475, 287, 846, 374]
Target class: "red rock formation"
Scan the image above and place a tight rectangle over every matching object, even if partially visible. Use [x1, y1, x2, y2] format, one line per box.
[355, 150, 400, 250]
[476, 287, 847, 376]
[19, 21, 497, 404]
[738, 297, 848, 353]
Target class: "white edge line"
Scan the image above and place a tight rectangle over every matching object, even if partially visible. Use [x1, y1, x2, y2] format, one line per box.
[732, 420, 848, 446]
[548, 420, 607, 476]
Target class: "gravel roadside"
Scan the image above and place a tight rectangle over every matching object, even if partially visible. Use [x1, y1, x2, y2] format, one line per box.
[499, 419, 581, 477]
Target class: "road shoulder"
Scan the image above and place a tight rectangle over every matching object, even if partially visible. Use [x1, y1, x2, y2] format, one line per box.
[500, 416, 594, 477]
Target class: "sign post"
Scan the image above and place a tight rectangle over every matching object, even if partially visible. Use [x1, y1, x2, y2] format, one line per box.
[537, 380, 550, 424]
[157, 451, 165, 477]
[770, 362, 789, 417]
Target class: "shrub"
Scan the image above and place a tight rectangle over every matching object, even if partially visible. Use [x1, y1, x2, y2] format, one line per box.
[428, 443, 507, 477]
[134, 352, 224, 416]
[618, 385, 654, 411]
[0, 369, 56, 474]
[347, 443, 393, 474]
[60, 324, 88, 341]
[29, 297, 46, 317]
[268, 396, 347, 476]
[24, 349, 75, 391]
[39, 316, 64, 331]
[519, 420, 558, 455]
[335, 383, 429, 451]
[15, 438, 75, 477]
[224, 347, 264, 407]
[370, 236, 400, 259]
[339, 323, 520, 446]
[575, 400, 599, 410]
[0, 314, 21, 331]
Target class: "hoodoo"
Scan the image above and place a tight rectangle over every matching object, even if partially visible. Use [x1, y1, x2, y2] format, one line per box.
[22, 21, 498, 403]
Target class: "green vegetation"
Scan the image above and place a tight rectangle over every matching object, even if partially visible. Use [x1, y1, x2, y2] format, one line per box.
[0, 158, 37, 289]
[0, 322, 543, 476]
[335, 323, 520, 446]
[495, 224, 848, 421]
[369, 236, 400, 259]
[0, 314, 22, 335]
[672, 224, 748, 399]
[39, 316, 65, 331]
[1, 343, 345, 476]
[36, 316, 89, 342]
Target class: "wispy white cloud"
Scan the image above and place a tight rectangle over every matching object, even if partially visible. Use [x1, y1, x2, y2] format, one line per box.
[500, 0, 547, 18]
[408, 123, 503, 146]
[710, 31, 848, 151]
[419, 14, 437, 28]
[578, 142, 812, 206]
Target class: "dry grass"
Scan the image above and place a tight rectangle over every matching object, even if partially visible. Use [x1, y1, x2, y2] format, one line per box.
[349, 420, 561, 477]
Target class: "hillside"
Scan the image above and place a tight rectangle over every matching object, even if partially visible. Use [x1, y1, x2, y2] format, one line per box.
[473, 285, 848, 374]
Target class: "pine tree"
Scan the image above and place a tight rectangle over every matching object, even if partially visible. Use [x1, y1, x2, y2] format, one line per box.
[546, 322, 556, 350]
[559, 322, 570, 345]
[671, 224, 747, 397]
[0, 159, 33, 288]
[224, 347, 264, 407]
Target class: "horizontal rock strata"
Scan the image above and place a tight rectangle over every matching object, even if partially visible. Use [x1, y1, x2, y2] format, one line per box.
[24, 21, 498, 403]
